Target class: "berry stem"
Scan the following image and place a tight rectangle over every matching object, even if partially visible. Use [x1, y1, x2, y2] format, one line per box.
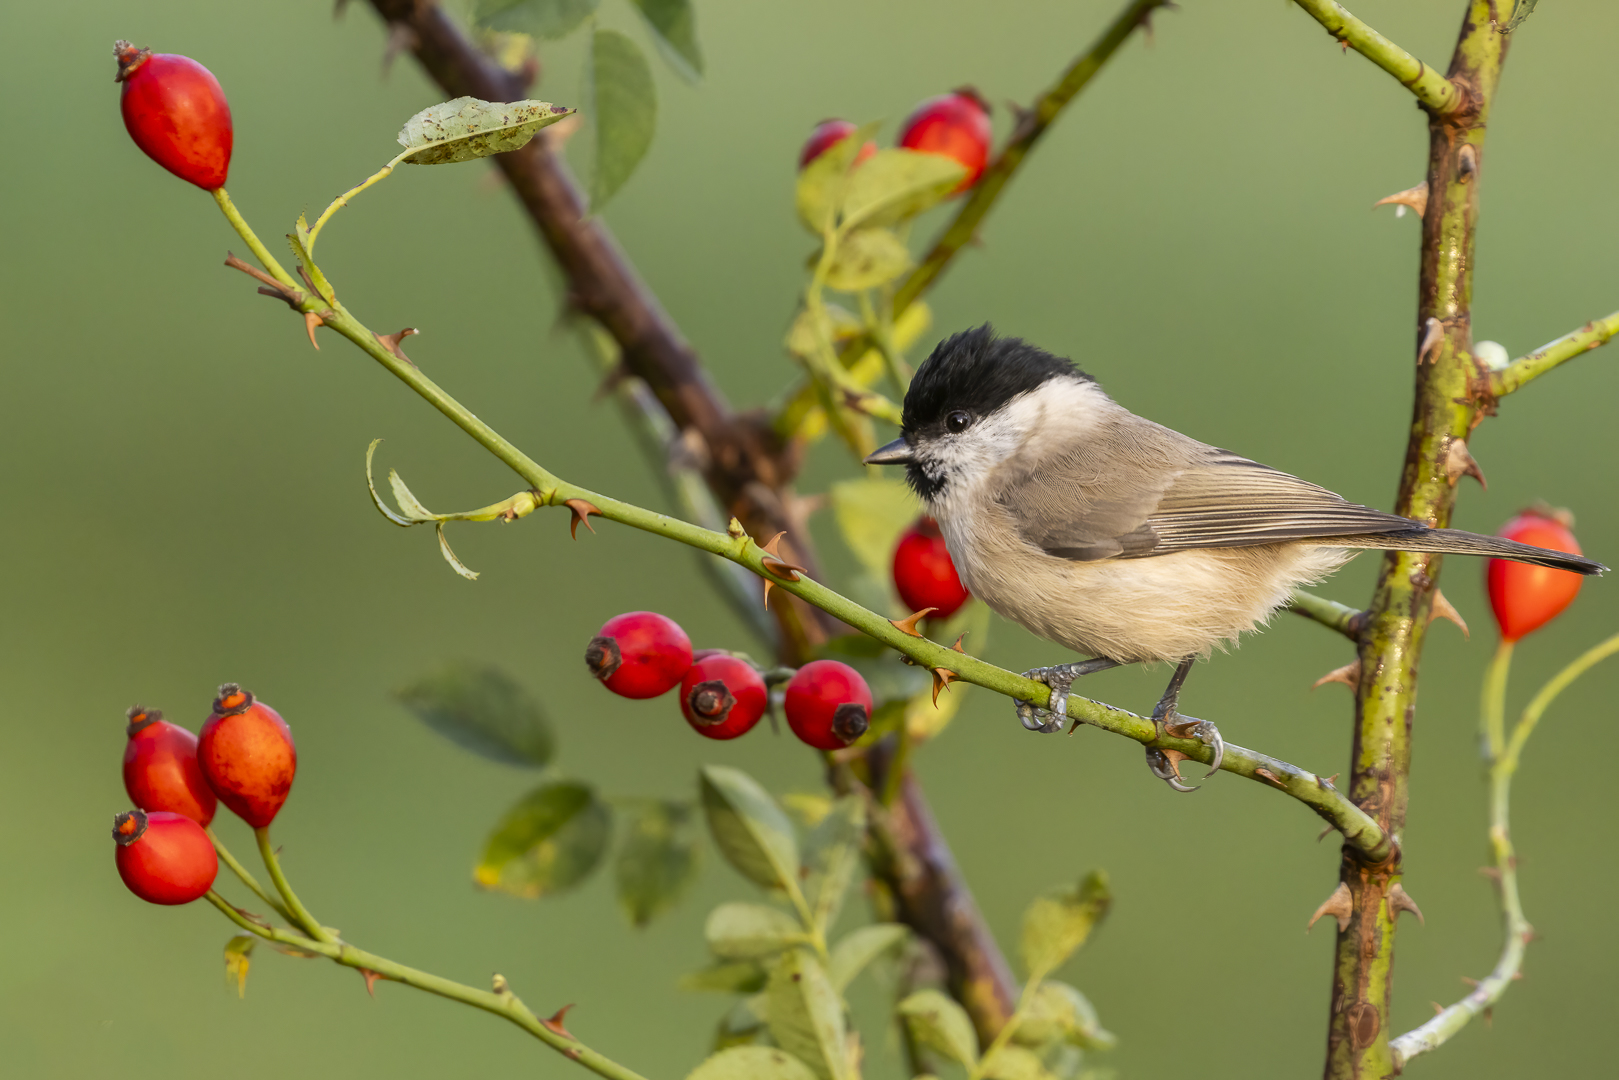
[254, 826, 336, 944]
[1481, 638, 1514, 763]
[211, 187, 301, 292]
[207, 826, 294, 923]
[202, 890, 651, 1080]
[1391, 630, 1619, 1066]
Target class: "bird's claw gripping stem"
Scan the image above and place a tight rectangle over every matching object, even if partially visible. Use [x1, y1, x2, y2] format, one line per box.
[1142, 658, 1223, 792]
[1015, 658, 1119, 733]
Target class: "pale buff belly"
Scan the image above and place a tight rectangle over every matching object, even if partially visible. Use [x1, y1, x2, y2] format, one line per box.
[937, 510, 1352, 664]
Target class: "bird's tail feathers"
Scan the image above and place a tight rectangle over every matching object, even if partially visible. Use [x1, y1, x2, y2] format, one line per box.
[1320, 527, 1606, 575]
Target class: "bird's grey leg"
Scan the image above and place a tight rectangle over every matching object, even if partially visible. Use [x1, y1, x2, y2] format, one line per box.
[1143, 657, 1224, 792]
[1015, 658, 1121, 734]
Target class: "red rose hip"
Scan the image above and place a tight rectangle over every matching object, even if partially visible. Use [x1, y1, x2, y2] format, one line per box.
[1487, 509, 1585, 642]
[123, 706, 216, 826]
[113, 809, 218, 905]
[784, 661, 873, 750]
[679, 655, 767, 740]
[893, 516, 971, 618]
[114, 40, 233, 191]
[897, 89, 991, 192]
[799, 119, 876, 170]
[198, 684, 296, 828]
[587, 612, 694, 699]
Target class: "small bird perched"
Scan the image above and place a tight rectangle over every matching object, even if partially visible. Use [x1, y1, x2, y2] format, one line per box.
[865, 327, 1605, 790]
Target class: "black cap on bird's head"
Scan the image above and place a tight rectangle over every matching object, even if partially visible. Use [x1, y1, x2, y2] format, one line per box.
[863, 327, 1092, 497]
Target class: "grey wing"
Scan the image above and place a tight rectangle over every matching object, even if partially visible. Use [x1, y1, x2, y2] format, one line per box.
[997, 432, 1415, 561]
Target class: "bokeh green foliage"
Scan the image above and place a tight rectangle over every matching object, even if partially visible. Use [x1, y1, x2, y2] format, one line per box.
[3, 1, 1617, 1078]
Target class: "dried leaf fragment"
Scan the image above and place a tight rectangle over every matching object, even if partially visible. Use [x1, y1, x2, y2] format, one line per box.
[1308, 882, 1354, 932]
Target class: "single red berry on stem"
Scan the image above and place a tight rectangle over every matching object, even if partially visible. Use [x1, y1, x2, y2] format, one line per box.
[799, 119, 876, 170]
[784, 661, 874, 751]
[896, 88, 991, 193]
[198, 684, 296, 828]
[1487, 509, 1584, 642]
[114, 40, 233, 191]
[587, 612, 694, 699]
[893, 516, 971, 618]
[113, 809, 218, 905]
[123, 706, 216, 826]
[679, 655, 767, 740]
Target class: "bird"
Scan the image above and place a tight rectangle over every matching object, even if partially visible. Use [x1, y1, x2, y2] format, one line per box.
[863, 326, 1605, 791]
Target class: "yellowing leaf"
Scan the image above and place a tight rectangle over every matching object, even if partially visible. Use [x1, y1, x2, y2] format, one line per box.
[898, 988, 979, 1067]
[475, 781, 610, 897]
[840, 149, 966, 231]
[824, 228, 913, 292]
[224, 935, 256, 998]
[1020, 871, 1111, 979]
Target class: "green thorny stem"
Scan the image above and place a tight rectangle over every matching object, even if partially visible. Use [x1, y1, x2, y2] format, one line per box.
[211, 193, 1395, 862]
[1322, 4, 1503, 1076]
[1388, 632, 1619, 1068]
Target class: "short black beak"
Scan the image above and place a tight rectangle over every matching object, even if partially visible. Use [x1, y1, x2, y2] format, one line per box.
[863, 437, 916, 466]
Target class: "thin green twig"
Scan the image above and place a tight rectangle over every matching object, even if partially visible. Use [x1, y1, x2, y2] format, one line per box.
[202, 891, 651, 1080]
[1390, 632, 1619, 1067]
[1487, 309, 1619, 397]
[254, 825, 336, 944]
[206, 827, 293, 923]
[1288, 590, 1364, 640]
[1290, 0, 1461, 114]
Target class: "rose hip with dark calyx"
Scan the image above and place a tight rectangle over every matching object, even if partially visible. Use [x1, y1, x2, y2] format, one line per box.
[587, 612, 694, 699]
[784, 661, 874, 751]
[113, 809, 218, 905]
[897, 89, 991, 192]
[893, 516, 971, 618]
[198, 684, 296, 828]
[680, 655, 767, 740]
[114, 41, 233, 191]
[1487, 509, 1585, 642]
[123, 706, 216, 826]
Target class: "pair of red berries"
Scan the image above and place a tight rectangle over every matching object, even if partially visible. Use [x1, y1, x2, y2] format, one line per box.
[800, 88, 993, 193]
[115, 41, 232, 192]
[587, 613, 874, 751]
[115, 685, 297, 905]
[1487, 509, 1585, 642]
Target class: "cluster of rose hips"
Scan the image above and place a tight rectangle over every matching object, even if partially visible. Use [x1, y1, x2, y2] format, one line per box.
[1488, 508, 1585, 641]
[586, 517, 970, 749]
[113, 685, 296, 906]
[800, 89, 993, 192]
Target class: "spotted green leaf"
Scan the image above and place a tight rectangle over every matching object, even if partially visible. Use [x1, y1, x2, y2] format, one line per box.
[590, 29, 656, 207]
[699, 766, 801, 891]
[396, 96, 575, 165]
[686, 1045, 821, 1080]
[1502, 0, 1538, 33]
[616, 799, 700, 926]
[767, 950, 849, 1080]
[395, 662, 555, 767]
[1020, 871, 1111, 979]
[629, 0, 702, 82]
[475, 781, 610, 897]
[898, 988, 980, 1067]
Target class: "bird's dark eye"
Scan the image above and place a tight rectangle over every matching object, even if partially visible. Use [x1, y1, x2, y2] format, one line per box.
[945, 410, 973, 434]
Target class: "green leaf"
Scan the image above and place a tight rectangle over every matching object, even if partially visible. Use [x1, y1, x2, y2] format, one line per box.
[827, 923, 909, 992]
[767, 950, 849, 1080]
[686, 1045, 821, 1080]
[679, 959, 768, 994]
[1012, 981, 1117, 1052]
[1502, 0, 1538, 33]
[396, 96, 575, 165]
[705, 902, 806, 960]
[699, 766, 801, 891]
[395, 662, 555, 767]
[824, 228, 913, 292]
[629, 0, 703, 81]
[712, 993, 768, 1052]
[795, 121, 879, 234]
[475, 781, 610, 897]
[224, 935, 256, 998]
[784, 303, 861, 360]
[839, 149, 966, 231]
[615, 799, 700, 927]
[898, 988, 980, 1067]
[981, 1045, 1059, 1080]
[1020, 871, 1111, 979]
[589, 29, 656, 207]
[475, 0, 599, 39]
[803, 796, 865, 934]
[829, 477, 920, 577]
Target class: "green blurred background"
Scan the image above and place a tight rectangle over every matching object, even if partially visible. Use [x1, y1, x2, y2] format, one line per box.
[3, 1, 1615, 1076]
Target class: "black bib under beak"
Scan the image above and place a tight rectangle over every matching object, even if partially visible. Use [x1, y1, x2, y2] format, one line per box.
[864, 437, 916, 466]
